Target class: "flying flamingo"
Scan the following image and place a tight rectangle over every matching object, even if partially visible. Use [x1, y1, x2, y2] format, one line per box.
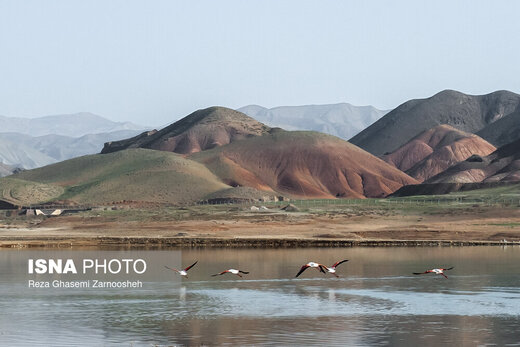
[211, 269, 249, 278]
[164, 261, 198, 278]
[324, 259, 349, 277]
[413, 267, 454, 279]
[295, 262, 329, 277]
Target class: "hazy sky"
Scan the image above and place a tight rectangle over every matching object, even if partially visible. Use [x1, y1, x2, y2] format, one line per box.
[1, 0, 520, 126]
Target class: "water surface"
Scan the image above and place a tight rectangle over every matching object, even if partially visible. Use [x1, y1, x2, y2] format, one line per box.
[0, 247, 519, 346]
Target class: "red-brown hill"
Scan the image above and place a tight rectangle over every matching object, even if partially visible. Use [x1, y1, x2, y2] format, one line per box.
[190, 130, 418, 199]
[426, 137, 520, 184]
[383, 125, 496, 182]
[350, 90, 520, 156]
[101, 107, 270, 155]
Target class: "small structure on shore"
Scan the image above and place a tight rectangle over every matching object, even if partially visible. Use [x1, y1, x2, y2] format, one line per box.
[18, 206, 84, 217]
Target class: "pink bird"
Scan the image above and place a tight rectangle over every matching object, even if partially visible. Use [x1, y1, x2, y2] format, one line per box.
[295, 262, 329, 277]
[211, 269, 249, 278]
[413, 267, 454, 279]
[164, 261, 198, 278]
[324, 259, 349, 278]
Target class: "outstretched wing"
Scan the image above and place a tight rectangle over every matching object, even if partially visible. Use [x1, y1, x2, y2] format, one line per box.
[238, 270, 249, 274]
[211, 270, 228, 277]
[164, 265, 179, 272]
[331, 259, 349, 269]
[413, 271, 430, 275]
[443, 267, 454, 271]
[295, 265, 309, 277]
[184, 261, 198, 272]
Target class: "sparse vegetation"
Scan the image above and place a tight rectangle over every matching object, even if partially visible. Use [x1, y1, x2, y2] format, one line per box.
[0, 149, 229, 205]
[0, 177, 63, 204]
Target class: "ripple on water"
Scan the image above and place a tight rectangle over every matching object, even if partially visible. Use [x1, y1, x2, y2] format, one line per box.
[1, 247, 520, 346]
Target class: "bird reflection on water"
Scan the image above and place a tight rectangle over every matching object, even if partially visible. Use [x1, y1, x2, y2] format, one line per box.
[0, 246, 519, 346]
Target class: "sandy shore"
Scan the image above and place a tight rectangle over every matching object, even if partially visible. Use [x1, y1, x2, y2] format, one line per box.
[1, 204, 520, 248]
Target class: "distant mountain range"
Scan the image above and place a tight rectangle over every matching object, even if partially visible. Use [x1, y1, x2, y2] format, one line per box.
[0, 112, 144, 137]
[238, 103, 387, 140]
[0, 136, 55, 170]
[0, 130, 143, 171]
[0, 113, 147, 174]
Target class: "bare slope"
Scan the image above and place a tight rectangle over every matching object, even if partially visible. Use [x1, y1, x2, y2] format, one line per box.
[191, 130, 418, 199]
[383, 125, 496, 182]
[350, 90, 520, 156]
[476, 106, 520, 147]
[426, 138, 520, 184]
[7, 149, 229, 205]
[102, 107, 270, 155]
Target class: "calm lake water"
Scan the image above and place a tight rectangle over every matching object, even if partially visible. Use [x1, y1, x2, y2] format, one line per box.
[1, 246, 519, 346]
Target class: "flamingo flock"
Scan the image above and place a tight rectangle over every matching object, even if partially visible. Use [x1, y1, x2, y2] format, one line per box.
[295, 260, 349, 278]
[164, 259, 454, 280]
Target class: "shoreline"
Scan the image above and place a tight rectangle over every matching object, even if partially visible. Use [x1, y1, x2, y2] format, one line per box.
[1, 236, 519, 249]
[2, 204, 520, 249]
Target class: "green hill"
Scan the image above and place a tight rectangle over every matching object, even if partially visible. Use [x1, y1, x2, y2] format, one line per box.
[2, 148, 229, 205]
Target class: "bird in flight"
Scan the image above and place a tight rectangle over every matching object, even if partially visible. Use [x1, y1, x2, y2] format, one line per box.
[413, 267, 454, 279]
[324, 259, 349, 277]
[211, 269, 249, 278]
[164, 261, 198, 278]
[295, 262, 329, 277]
